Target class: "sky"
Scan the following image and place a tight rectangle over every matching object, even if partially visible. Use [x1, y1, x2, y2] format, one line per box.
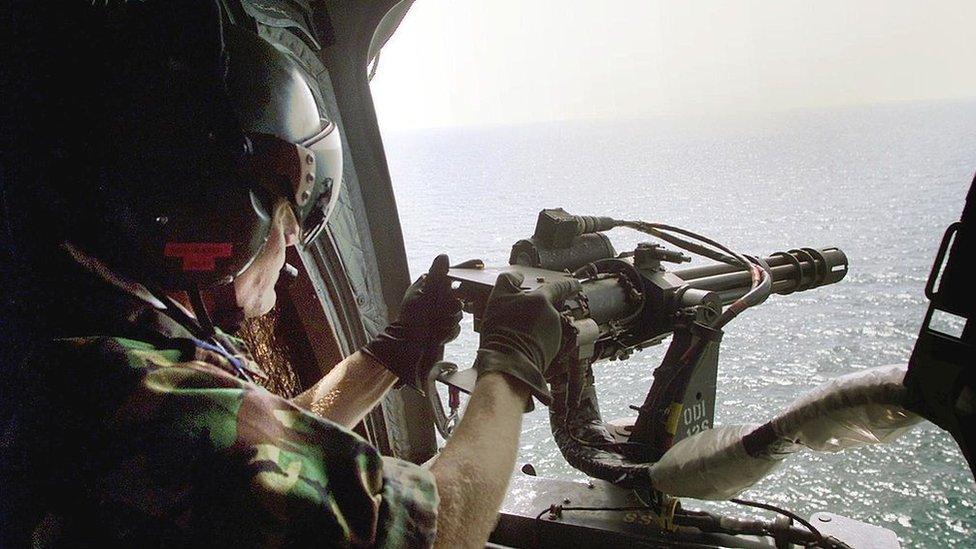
[369, 0, 976, 132]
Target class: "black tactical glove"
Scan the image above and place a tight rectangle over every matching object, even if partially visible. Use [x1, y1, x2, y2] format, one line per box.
[362, 254, 463, 392]
[472, 271, 582, 411]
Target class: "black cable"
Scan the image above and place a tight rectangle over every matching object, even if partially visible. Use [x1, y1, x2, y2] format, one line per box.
[188, 289, 216, 336]
[623, 220, 749, 268]
[533, 507, 548, 548]
[535, 503, 653, 524]
[147, 285, 208, 338]
[618, 219, 774, 326]
[743, 255, 773, 308]
[628, 221, 758, 289]
[622, 221, 738, 265]
[532, 506, 630, 549]
[533, 503, 672, 549]
[730, 497, 823, 543]
[714, 260, 772, 329]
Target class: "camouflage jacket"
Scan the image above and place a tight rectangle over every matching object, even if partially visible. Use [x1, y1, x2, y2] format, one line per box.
[1, 250, 438, 547]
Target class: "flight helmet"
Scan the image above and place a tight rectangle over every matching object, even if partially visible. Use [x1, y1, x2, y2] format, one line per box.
[67, 25, 342, 291]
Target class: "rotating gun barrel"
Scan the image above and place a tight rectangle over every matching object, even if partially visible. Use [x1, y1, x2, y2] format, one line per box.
[674, 247, 848, 304]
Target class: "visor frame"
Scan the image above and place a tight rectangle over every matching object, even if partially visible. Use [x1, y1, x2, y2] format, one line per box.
[295, 118, 342, 248]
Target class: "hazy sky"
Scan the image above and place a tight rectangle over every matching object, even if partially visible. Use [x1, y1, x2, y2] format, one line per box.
[369, 0, 976, 131]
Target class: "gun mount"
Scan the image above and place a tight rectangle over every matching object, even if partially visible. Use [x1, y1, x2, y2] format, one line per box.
[423, 202, 976, 547]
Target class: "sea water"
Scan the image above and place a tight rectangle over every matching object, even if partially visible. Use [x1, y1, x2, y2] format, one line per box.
[384, 100, 976, 547]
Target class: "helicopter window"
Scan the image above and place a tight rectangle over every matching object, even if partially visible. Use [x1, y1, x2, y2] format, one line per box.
[928, 309, 966, 340]
[368, 1, 976, 546]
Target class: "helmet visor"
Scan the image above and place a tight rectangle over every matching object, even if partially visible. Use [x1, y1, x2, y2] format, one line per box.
[246, 119, 342, 249]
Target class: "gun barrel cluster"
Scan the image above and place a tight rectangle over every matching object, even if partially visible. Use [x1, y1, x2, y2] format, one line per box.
[674, 247, 848, 305]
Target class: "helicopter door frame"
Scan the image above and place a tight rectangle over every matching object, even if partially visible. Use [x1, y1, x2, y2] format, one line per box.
[260, 0, 438, 463]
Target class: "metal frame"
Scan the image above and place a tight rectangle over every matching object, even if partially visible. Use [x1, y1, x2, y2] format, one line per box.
[294, 0, 437, 462]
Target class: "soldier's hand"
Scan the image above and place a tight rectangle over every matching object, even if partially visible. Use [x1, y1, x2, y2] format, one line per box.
[362, 254, 462, 391]
[472, 271, 582, 411]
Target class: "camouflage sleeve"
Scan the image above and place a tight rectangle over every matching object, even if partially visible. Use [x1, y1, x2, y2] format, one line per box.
[30, 337, 439, 547]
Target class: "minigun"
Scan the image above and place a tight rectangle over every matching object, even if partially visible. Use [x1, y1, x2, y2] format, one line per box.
[432, 208, 848, 487]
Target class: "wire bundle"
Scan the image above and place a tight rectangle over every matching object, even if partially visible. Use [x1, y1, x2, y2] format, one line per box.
[616, 219, 773, 329]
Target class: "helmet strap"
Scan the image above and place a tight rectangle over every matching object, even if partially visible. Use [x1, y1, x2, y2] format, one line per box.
[209, 282, 246, 334]
[188, 288, 217, 337]
[185, 284, 245, 336]
[149, 284, 245, 342]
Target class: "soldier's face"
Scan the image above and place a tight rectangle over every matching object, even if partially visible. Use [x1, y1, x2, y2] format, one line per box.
[233, 201, 301, 318]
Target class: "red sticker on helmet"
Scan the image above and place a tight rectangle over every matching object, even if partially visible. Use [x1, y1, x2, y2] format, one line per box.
[164, 242, 234, 271]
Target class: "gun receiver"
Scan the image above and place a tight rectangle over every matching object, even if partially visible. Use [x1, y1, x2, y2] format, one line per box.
[449, 247, 847, 362]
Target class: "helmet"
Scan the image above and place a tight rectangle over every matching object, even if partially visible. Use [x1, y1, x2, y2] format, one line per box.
[226, 26, 343, 251]
[50, 23, 342, 291]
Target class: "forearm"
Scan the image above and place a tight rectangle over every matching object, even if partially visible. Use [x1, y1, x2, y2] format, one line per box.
[429, 372, 530, 549]
[291, 350, 397, 429]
